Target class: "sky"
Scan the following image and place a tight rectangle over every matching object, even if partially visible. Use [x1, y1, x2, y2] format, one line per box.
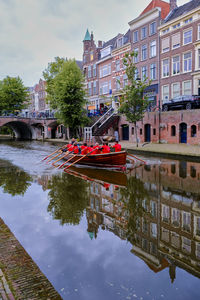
[0, 0, 188, 87]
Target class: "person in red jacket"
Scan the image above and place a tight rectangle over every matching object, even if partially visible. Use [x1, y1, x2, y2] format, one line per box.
[92, 143, 102, 154]
[112, 141, 122, 152]
[87, 145, 94, 153]
[102, 142, 110, 154]
[81, 143, 88, 155]
[73, 142, 80, 154]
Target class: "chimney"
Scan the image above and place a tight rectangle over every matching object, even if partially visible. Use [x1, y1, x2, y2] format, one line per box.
[170, 0, 177, 11]
[98, 40, 103, 48]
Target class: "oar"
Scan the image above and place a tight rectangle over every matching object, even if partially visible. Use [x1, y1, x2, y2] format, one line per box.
[52, 149, 74, 167]
[42, 145, 67, 161]
[46, 150, 63, 163]
[57, 154, 78, 169]
[128, 153, 146, 164]
[64, 149, 96, 171]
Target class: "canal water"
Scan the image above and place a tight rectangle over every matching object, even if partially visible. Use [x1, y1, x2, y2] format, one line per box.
[0, 140, 199, 300]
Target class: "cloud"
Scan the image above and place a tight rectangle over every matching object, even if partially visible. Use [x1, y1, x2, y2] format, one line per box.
[0, 0, 189, 86]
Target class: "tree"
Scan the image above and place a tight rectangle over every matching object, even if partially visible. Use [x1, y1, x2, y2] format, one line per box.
[119, 51, 150, 147]
[0, 76, 28, 115]
[43, 57, 88, 137]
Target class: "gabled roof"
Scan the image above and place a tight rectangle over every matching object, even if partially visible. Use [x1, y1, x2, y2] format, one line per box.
[102, 34, 121, 49]
[83, 29, 91, 41]
[140, 0, 170, 19]
[165, 0, 200, 23]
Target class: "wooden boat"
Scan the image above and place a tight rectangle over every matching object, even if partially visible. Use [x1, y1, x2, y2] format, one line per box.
[64, 151, 127, 168]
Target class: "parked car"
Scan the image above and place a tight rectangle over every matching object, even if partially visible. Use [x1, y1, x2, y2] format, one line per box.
[162, 95, 200, 111]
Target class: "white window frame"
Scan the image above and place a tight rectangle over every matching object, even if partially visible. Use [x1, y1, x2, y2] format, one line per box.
[162, 58, 169, 78]
[183, 51, 192, 73]
[183, 80, 192, 95]
[162, 85, 169, 102]
[198, 24, 200, 41]
[171, 82, 180, 98]
[183, 28, 192, 45]
[141, 26, 147, 39]
[133, 30, 139, 43]
[150, 21, 156, 35]
[150, 63, 156, 80]
[141, 44, 147, 61]
[142, 66, 147, 81]
[134, 48, 139, 63]
[150, 40, 156, 58]
[172, 55, 180, 75]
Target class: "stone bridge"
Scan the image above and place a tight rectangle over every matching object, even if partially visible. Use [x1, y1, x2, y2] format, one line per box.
[0, 116, 58, 140]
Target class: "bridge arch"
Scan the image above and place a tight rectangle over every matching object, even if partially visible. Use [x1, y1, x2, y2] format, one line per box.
[1, 121, 33, 140]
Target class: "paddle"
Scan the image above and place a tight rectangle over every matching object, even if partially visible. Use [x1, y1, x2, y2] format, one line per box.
[64, 149, 96, 171]
[52, 149, 74, 167]
[57, 154, 78, 169]
[46, 150, 63, 163]
[128, 153, 146, 164]
[42, 145, 68, 161]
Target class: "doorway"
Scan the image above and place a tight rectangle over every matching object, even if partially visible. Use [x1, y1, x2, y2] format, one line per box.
[179, 123, 187, 143]
[122, 125, 129, 140]
[144, 124, 151, 142]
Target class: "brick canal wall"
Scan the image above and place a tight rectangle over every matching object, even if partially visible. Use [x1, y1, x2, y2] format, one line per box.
[0, 218, 62, 300]
[119, 109, 200, 145]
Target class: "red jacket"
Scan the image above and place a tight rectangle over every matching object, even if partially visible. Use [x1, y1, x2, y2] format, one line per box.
[113, 143, 122, 152]
[81, 145, 88, 155]
[102, 145, 110, 154]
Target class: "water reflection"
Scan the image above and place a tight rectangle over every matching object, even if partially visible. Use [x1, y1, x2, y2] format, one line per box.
[0, 159, 32, 196]
[47, 173, 89, 225]
[86, 160, 200, 282]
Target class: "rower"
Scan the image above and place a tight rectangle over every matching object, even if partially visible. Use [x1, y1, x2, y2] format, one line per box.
[102, 142, 110, 154]
[81, 143, 88, 155]
[87, 145, 94, 153]
[92, 143, 101, 154]
[73, 142, 80, 154]
[112, 141, 122, 152]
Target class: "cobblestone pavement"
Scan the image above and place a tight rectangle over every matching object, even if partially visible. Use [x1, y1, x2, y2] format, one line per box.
[0, 218, 62, 300]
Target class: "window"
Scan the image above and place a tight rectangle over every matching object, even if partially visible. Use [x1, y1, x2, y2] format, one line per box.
[198, 49, 200, 69]
[183, 52, 192, 72]
[182, 212, 191, 232]
[93, 64, 96, 77]
[171, 125, 176, 136]
[172, 33, 180, 49]
[182, 237, 191, 253]
[150, 201, 157, 217]
[172, 56, 180, 75]
[150, 22, 156, 35]
[198, 24, 200, 40]
[183, 29, 192, 45]
[133, 31, 138, 42]
[116, 60, 120, 71]
[172, 82, 180, 98]
[142, 66, 147, 81]
[153, 128, 156, 135]
[150, 63, 156, 80]
[191, 125, 197, 137]
[93, 81, 97, 95]
[101, 46, 111, 58]
[100, 81, 111, 95]
[190, 166, 196, 178]
[162, 37, 170, 53]
[134, 68, 139, 80]
[90, 51, 94, 61]
[150, 40, 156, 57]
[162, 59, 169, 77]
[117, 37, 123, 48]
[88, 65, 91, 78]
[172, 208, 180, 227]
[123, 74, 128, 87]
[116, 76, 120, 91]
[184, 17, 192, 24]
[141, 26, 147, 39]
[100, 64, 111, 77]
[162, 204, 169, 223]
[162, 85, 169, 102]
[173, 23, 180, 29]
[162, 28, 169, 34]
[134, 48, 139, 63]
[142, 44, 147, 60]
[88, 82, 92, 96]
[195, 217, 200, 236]
[150, 223, 157, 238]
[183, 80, 192, 95]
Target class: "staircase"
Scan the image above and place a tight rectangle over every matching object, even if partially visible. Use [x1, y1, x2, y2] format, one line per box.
[84, 107, 119, 144]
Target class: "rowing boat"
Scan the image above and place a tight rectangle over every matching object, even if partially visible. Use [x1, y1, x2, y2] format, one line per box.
[63, 151, 127, 168]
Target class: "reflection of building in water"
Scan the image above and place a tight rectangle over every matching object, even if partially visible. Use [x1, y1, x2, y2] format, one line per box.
[87, 160, 200, 281]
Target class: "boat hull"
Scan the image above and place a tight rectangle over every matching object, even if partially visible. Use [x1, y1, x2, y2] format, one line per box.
[64, 151, 127, 167]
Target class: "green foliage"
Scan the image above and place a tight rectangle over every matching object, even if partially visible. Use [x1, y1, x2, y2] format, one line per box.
[43, 57, 88, 135]
[0, 76, 28, 114]
[47, 173, 89, 225]
[0, 160, 32, 196]
[119, 51, 150, 145]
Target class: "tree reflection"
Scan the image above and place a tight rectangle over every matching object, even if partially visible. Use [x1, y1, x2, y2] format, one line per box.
[119, 175, 150, 243]
[0, 160, 32, 196]
[47, 173, 89, 225]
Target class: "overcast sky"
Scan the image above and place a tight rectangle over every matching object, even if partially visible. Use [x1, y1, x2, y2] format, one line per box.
[0, 0, 188, 87]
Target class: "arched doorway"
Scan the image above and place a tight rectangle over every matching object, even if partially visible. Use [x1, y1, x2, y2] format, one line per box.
[122, 125, 129, 140]
[179, 123, 187, 143]
[144, 124, 151, 142]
